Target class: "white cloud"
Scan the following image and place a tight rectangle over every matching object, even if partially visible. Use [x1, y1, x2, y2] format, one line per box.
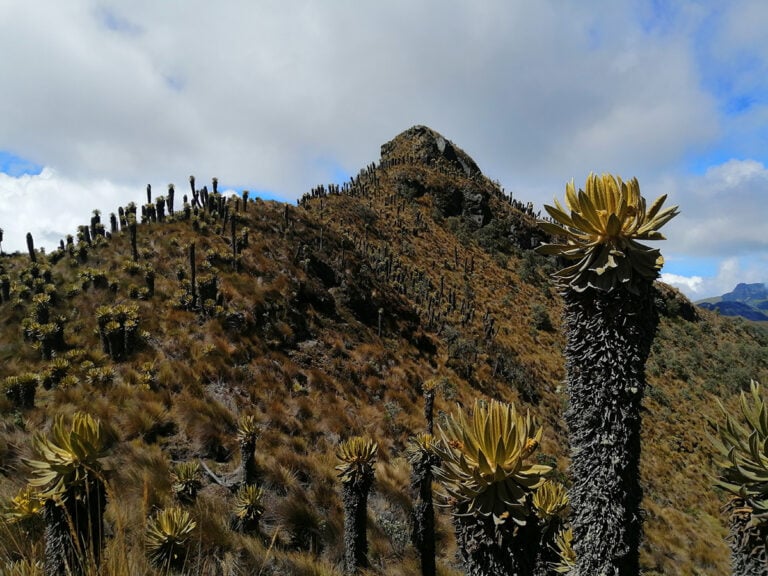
[0, 2, 718, 199]
[0, 168, 140, 252]
[659, 272, 704, 296]
[0, 169, 244, 253]
[661, 256, 768, 300]
[0, 0, 765, 290]
[661, 158, 768, 258]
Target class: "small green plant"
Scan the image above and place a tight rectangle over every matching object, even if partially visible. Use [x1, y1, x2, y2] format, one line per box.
[531, 303, 553, 332]
[85, 366, 115, 389]
[2, 485, 43, 531]
[171, 461, 202, 505]
[231, 484, 264, 534]
[145, 506, 196, 572]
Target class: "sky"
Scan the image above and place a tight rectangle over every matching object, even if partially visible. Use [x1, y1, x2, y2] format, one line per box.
[1, 1, 766, 300]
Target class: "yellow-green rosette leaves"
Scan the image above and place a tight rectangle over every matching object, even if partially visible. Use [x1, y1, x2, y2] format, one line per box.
[711, 380, 768, 516]
[233, 484, 264, 521]
[236, 414, 260, 444]
[552, 527, 576, 573]
[145, 506, 196, 568]
[406, 433, 437, 465]
[25, 412, 108, 499]
[335, 436, 378, 485]
[432, 399, 551, 526]
[2, 485, 43, 523]
[537, 173, 678, 292]
[533, 480, 569, 523]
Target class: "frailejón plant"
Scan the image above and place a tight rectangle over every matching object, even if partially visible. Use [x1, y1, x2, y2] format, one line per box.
[336, 436, 377, 575]
[432, 398, 551, 575]
[537, 173, 677, 576]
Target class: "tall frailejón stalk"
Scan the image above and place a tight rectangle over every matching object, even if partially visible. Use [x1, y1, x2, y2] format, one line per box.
[711, 380, 768, 575]
[336, 436, 378, 575]
[432, 399, 551, 576]
[407, 433, 440, 576]
[537, 173, 678, 575]
[237, 415, 260, 487]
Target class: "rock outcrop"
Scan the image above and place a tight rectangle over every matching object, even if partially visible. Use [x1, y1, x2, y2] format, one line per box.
[381, 125, 491, 226]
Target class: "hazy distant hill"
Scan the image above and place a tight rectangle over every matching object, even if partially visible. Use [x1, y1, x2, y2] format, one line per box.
[697, 282, 768, 321]
[0, 125, 766, 575]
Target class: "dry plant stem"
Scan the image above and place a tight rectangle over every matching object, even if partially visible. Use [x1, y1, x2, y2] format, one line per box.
[563, 283, 656, 576]
[43, 477, 106, 576]
[342, 473, 373, 575]
[257, 526, 282, 576]
[410, 448, 438, 576]
[727, 500, 768, 576]
[452, 512, 539, 576]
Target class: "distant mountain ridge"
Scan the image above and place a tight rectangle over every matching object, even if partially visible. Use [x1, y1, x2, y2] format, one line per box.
[697, 282, 768, 321]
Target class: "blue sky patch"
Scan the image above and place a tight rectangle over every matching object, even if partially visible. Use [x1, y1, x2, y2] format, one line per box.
[683, 149, 738, 175]
[663, 255, 720, 278]
[312, 157, 351, 186]
[220, 185, 288, 203]
[0, 151, 43, 177]
[725, 94, 756, 114]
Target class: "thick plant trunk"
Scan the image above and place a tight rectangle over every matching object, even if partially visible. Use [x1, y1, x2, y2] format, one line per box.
[241, 440, 258, 486]
[424, 387, 435, 434]
[412, 500, 436, 576]
[44, 499, 75, 576]
[563, 283, 657, 576]
[411, 451, 439, 576]
[43, 479, 106, 576]
[453, 512, 539, 576]
[342, 476, 372, 575]
[728, 501, 768, 576]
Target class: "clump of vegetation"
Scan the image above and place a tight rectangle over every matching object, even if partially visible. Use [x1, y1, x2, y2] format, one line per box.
[95, 304, 142, 361]
[433, 398, 552, 574]
[145, 506, 196, 572]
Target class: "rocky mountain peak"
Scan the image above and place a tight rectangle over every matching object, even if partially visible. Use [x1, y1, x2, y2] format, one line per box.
[722, 282, 768, 303]
[380, 125, 481, 178]
[378, 126, 491, 226]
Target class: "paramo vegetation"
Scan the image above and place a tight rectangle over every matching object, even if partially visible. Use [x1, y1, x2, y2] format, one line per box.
[0, 126, 767, 575]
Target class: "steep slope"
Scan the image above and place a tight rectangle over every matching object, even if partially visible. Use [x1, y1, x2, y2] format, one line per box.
[0, 126, 766, 575]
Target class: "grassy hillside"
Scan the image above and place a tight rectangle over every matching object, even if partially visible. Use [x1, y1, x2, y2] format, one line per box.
[1, 126, 767, 575]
